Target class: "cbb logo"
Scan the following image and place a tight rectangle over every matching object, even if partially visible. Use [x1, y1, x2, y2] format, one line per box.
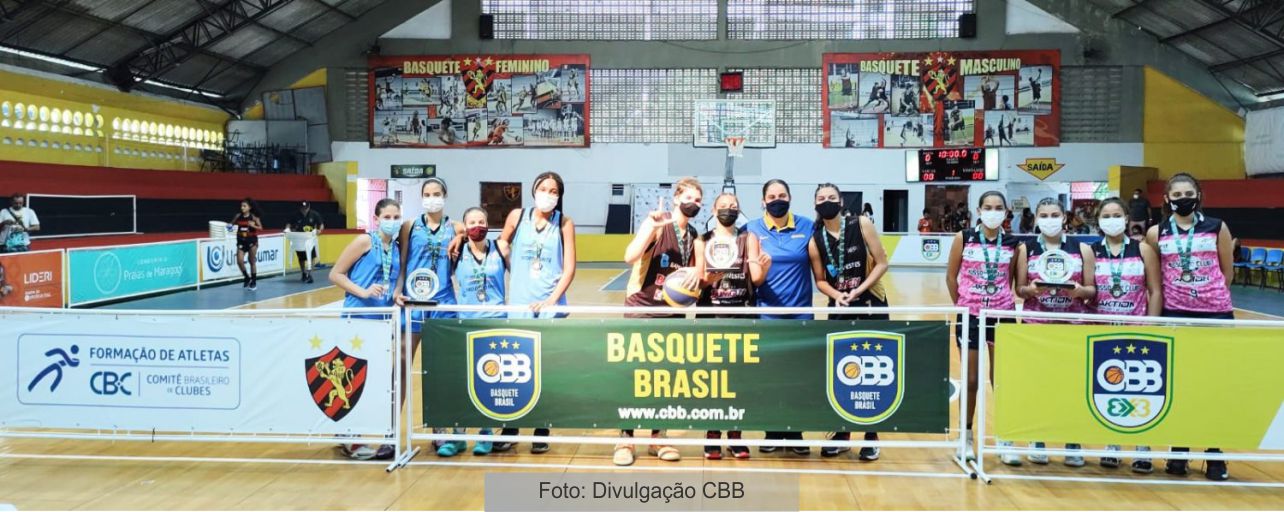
[475, 353, 533, 384]
[835, 355, 895, 386]
[467, 329, 541, 421]
[826, 331, 905, 425]
[1088, 334, 1173, 433]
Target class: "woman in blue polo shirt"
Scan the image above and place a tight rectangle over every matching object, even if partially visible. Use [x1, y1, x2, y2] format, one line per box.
[746, 178, 814, 455]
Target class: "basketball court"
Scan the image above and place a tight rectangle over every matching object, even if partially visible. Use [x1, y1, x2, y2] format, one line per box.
[3, 0, 1284, 510]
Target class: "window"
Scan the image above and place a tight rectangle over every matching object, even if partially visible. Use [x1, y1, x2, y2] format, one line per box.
[728, 0, 974, 40]
[725, 68, 823, 143]
[482, 0, 717, 40]
[590, 68, 718, 143]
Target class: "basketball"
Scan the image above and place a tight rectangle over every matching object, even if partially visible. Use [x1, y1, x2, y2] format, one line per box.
[483, 360, 500, 377]
[661, 268, 700, 307]
[843, 362, 860, 379]
[1105, 366, 1125, 385]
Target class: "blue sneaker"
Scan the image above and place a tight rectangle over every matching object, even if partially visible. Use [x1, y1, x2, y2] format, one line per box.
[474, 429, 494, 455]
[437, 441, 465, 457]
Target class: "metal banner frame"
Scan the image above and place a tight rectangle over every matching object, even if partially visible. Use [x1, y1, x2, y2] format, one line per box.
[973, 309, 1284, 487]
[0, 306, 403, 469]
[395, 304, 973, 479]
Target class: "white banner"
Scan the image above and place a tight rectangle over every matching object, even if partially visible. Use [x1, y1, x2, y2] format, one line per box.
[888, 234, 955, 267]
[199, 235, 284, 282]
[1, 311, 395, 435]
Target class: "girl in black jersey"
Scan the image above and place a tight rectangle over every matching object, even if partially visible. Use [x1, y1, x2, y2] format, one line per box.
[232, 198, 263, 290]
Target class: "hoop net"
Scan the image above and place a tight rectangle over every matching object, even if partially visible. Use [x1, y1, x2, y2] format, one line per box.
[725, 136, 746, 158]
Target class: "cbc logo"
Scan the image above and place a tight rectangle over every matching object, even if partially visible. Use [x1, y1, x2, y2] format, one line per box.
[475, 353, 533, 384]
[1095, 358, 1162, 393]
[836, 355, 895, 386]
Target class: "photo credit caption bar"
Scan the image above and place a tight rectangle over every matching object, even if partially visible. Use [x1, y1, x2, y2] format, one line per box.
[484, 473, 799, 511]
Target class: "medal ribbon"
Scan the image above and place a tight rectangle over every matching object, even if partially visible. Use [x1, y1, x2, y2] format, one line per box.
[672, 222, 689, 266]
[1168, 215, 1197, 275]
[821, 219, 846, 280]
[471, 241, 489, 296]
[982, 230, 1002, 290]
[1105, 237, 1127, 292]
[531, 210, 556, 264]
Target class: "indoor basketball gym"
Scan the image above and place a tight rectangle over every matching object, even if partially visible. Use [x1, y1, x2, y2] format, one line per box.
[2, 0, 1284, 510]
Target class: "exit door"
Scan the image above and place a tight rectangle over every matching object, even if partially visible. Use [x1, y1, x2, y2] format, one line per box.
[884, 189, 908, 233]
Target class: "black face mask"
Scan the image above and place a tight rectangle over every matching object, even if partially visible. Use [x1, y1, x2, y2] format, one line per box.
[765, 199, 790, 218]
[716, 208, 739, 227]
[1169, 197, 1199, 216]
[679, 201, 701, 218]
[815, 201, 842, 220]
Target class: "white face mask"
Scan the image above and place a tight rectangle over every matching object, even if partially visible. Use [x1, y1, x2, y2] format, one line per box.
[1037, 217, 1064, 237]
[979, 210, 1006, 230]
[1099, 217, 1127, 237]
[534, 191, 558, 213]
[422, 196, 444, 213]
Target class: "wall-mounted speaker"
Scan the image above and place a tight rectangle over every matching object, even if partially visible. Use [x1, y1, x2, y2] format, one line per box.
[959, 13, 977, 39]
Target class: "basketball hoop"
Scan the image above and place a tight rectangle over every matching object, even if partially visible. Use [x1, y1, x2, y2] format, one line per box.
[726, 136, 746, 158]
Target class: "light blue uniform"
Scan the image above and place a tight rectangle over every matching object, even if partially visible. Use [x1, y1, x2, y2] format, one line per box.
[507, 209, 567, 319]
[455, 239, 507, 319]
[405, 214, 457, 330]
[342, 233, 400, 318]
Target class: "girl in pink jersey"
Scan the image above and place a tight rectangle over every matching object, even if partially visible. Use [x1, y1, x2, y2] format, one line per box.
[946, 191, 1019, 460]
[1145, 173, 1234, 481]
[1014, 197, 1096, 467]
[1092, 197, 1163, 474]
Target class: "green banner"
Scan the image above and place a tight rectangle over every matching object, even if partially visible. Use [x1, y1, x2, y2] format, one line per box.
[422, 319, 950, 432]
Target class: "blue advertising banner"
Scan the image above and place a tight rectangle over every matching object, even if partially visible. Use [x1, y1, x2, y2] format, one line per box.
[68, 241, 199, 305]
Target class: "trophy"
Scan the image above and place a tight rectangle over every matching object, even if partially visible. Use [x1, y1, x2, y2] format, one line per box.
[406, 268, 440, 304]
[704, 235, 739, 272]
[1034, 248, 1076, 292]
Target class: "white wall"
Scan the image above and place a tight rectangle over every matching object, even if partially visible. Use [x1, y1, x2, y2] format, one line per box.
[333, 142, 1142, 233]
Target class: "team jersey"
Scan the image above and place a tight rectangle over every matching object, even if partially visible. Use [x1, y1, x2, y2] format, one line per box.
[813, 216, 887, 307]
[626, 212, 697, 315]
[455, 240, 506, 319]
[405, 215, 457, 327]
[698, 229, 753, 308]
[233, 213, 257, 240]
[918, 218, 933, 234]
[1091, 238, 1148, 317]
[342, 233, 400, 313]
[508, 209, 568, 319]
[1023, 237, 1088, 321]
[955, 228, 1019, 315]
[1156, 214, 1232, 313]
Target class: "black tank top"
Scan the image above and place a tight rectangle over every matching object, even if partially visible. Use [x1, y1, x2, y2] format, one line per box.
[625, 213, 697, 313]
[814, 216, 885, 304]
[234, 213, 257, 240]
[698, 229, 753, 308]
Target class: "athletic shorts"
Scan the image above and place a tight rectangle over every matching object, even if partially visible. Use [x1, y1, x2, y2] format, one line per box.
[237, 236, 258, 252]
[829, 295, 890, 321]
[1161, 309, 1234, 320]
[955, 314, 1012, 350]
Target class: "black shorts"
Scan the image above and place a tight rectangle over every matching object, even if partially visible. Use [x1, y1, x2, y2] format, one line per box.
[1161, 309, 1234, 320]
[237, 237, 258, 252]
[955, 314, 1011, 350]
[828, 295, 890, 321]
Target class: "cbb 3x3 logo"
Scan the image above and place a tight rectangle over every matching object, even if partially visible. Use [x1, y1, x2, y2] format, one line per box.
[826, 331, 905, 425]
[468, 329, 541, 421]
[1088, 334, 1173, 433]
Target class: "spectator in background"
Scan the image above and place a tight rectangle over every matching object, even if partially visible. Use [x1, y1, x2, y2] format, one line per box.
[286, 201, 325, 283]
[918, 209, 934, 233]
[862, 202, 874, 219]
[1, 193, 40, 253]
[1003, 210, 1014, 232]
[1020, 208, 1035, 234]
[954, 203, 972, 231]
[1128, 188, 1151, 234]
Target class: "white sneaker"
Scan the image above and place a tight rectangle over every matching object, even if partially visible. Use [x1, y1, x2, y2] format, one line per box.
[998, 440, 1022, 466]
[1064, 443, 1085, 467]
[963, 429, 976, 461]
[1027, 441, 1049, 465]
[345, 444, 379, 460]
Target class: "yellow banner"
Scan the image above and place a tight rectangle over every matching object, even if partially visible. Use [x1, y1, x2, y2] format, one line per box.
[995, 324, 1284, 450]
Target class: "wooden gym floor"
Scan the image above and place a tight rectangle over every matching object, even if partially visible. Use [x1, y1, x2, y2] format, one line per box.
[1, 267, 1281, 510]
